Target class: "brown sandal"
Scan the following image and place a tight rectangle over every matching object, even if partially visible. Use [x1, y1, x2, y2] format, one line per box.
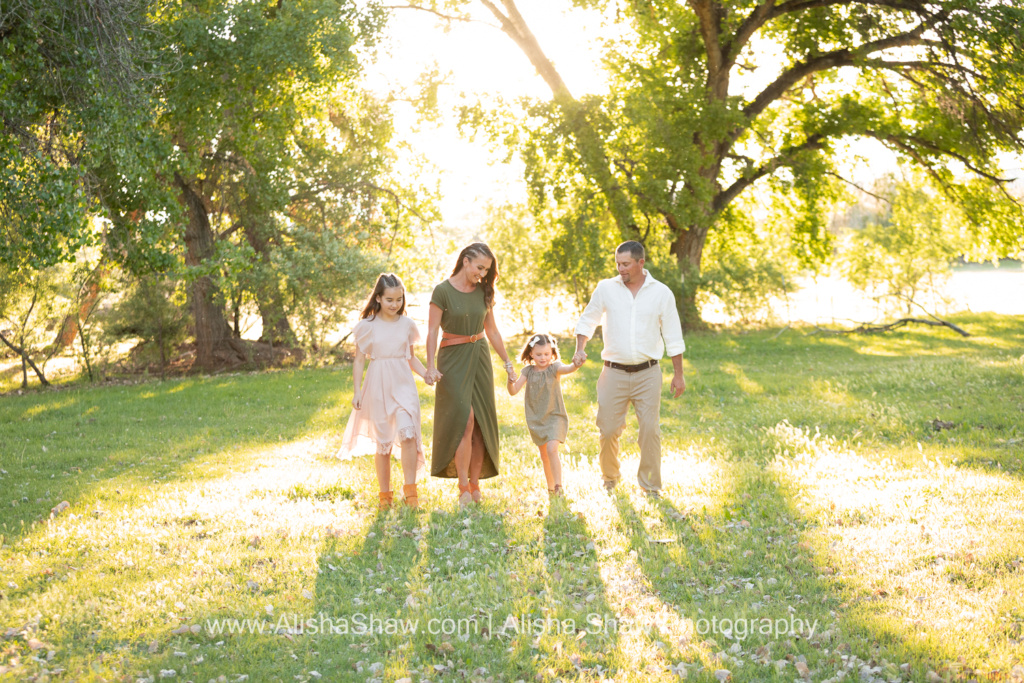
[379, 490, 393, 510]
[458, 482, 472, 509]
[403, 484, 419, 509]
[469, 481, 481, 503]
[549, 485, 563, 498]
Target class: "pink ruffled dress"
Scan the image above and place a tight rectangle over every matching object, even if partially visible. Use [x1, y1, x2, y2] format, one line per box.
[338, 315, 425, 470]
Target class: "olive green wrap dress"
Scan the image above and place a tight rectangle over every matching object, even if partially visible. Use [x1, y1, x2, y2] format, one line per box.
[430, 280, 500, 479]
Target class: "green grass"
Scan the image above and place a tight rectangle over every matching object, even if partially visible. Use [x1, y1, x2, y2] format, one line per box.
[0, 312, 1022, 682]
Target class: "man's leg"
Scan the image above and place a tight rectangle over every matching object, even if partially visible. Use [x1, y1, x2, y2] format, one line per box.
[596, 366, 629, 486]
[633, 364, 663, 493]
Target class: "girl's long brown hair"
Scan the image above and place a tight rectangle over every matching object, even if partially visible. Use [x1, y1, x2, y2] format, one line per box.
[360, 273, 406, 320]
[451, 242, 498, 308]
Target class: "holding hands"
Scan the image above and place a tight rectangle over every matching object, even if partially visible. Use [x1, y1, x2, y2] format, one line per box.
[504, 360, 518, 383]
[424, 367, 443, 385]
[572, 350, 587, 367]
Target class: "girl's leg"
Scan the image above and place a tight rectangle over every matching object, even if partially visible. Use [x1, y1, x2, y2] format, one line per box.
[399, 438, 418, 486]
[375, 450, 392, 509]
[545, 441, 563, 493]
[374, 451, 391, 492]
[538, 444, 556, 492]
[400, 437, 419, 509]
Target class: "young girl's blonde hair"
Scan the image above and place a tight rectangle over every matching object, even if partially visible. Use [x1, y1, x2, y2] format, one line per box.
[519, 333, 559, 364]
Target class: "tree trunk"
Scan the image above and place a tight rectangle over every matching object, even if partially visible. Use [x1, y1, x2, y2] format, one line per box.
[176, 173, 247, 370]
[0, 332, 50, 387]
[670, 225, 711, 331]
[51, 264, 106, 354]
[479, 0, 637, 238]
[241, 221, 296, 346]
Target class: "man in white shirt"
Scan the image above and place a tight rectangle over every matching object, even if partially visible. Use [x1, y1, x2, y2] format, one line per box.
[572, 241, 686, 496]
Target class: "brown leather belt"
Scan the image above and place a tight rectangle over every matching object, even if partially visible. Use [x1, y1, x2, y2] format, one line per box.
[604, 359, 658, 373]
[440, 331, 485, 348]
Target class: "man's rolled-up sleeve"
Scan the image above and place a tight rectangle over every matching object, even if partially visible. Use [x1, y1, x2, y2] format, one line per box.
[660, 287, 686, 356]
[574, 282, 605, 340]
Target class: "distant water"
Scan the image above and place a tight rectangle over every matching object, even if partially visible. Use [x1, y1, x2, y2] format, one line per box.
[728, 266, 1024, 326]
[397, 267, 1024, 336]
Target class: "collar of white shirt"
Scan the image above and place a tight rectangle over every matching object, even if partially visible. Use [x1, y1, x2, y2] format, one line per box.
[612, 269, 654, 291]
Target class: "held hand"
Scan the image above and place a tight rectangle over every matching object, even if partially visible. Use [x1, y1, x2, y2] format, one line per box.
[572, 351, 587, 366]
[669, 374, 686, 398]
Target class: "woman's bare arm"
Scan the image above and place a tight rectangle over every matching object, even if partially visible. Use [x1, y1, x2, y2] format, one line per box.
[425, 303, 443, 384]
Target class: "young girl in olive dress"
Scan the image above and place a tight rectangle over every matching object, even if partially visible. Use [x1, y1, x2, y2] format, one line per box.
[507, 334, 581, 497]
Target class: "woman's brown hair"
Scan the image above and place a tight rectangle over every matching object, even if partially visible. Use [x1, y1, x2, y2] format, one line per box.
[451, 242, 498, 308]
[360, 273, 406, 320]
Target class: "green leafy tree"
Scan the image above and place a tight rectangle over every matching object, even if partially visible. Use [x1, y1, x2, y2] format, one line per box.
[701, 205, 801, 325]
[483, 203, 558, 332]
[842, 174, 969, 316]
[156, 0, 433, 368]
[441, 0, 1024, 328]
[0, 0, 178, 276]
[0, 267, 68, 387]
[105, 273, 188, 380]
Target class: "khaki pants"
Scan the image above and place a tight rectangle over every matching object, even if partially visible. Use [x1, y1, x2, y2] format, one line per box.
[596, 363, 662, 491]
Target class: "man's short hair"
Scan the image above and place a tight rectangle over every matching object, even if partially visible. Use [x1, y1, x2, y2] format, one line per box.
[616, 240, 645, 261]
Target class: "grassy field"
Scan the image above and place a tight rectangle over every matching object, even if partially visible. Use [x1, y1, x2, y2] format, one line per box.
[1, 312, 1022, 682]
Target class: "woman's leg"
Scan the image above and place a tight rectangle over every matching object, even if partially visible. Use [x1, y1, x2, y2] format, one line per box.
[468, 420, 486, 501]
[454, 408, 475, 488]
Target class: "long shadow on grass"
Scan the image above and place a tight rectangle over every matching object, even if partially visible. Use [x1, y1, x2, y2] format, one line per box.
[523, 500, 619, 678]
[305, 509, 428, 680]
[610, 463, 966, 681]
[306, 505, 555, 681]
[0, 367, 350, 542]
[117, 509, 405, 682]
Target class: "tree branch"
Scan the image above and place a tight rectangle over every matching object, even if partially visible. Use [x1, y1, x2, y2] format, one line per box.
[687, 0, 727, 98]
[727, 0, 928, 66]
[743, 28, 934, 124]
[811, 317, 969, 337]
[362, 182, 433, 225]
[864, 129, 1012, 183]
[823, 171, 892, 205]
[713, 134, 826, 212]
[217, 220, 244, 241]
[477, 0, 572, 99]
[0, 331, 50, 386]
[384, 4, 497, 28]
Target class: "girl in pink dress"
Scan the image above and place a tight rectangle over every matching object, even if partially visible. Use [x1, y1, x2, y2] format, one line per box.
[339, 274, 434, 510]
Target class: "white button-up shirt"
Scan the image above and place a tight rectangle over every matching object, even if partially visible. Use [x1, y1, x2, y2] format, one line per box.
[574, 270, 686, 364]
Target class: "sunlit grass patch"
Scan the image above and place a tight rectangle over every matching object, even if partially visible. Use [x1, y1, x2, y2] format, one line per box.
[768, 419, 1024, 675]
[1, 313, 1022, 681]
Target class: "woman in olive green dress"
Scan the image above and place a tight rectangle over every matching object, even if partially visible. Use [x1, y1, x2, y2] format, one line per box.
[424, 243, 517, 508]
